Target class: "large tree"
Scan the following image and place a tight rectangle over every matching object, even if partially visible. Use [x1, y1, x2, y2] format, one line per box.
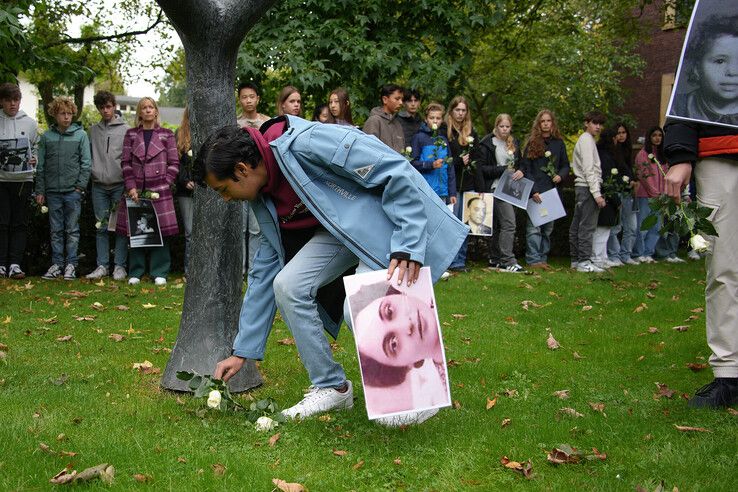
[158, 0, 277, 392]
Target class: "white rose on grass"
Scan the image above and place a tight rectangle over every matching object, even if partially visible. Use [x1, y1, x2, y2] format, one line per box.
[611, 168, 618, 175]
[405, 146, 412, 154]
[254, 416, 278, 432]
[689, 234, 709, 253]
[187, 149, 193, 157]
[207, 390, 222, 409]
[150, 192, 160, 199]
[544, 150, 552, 158]
[41, 206, 49, 214]
[431, 123, 438, 131]
[622, 176, 630, 183]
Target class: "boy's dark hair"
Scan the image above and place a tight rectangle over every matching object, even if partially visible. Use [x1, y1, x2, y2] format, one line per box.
[193, 125, 261, 185]
[380, 84, 404, 99]
[403, 88, 421, 102]
[93, 91, 116, 108]
[359, 351, 410, 387]
[597, 126, 618, 155]
[584, 111, 606, 125]
[0, 82, 21, 101]
[237, 81, 260, 96]
[685, 14, 738, 85]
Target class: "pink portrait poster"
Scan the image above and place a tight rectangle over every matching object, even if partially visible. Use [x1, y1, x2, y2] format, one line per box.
[344, 267, 451, 420]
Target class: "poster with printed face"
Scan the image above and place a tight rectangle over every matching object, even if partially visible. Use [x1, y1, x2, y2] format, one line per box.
[462, 192, 493, 236]
[666, 0, 738, 129]
[0, 137, 31, 174]
[492, 170, 534, 209]
[126, 198, 163, 248]
[344, 267, 451, 421]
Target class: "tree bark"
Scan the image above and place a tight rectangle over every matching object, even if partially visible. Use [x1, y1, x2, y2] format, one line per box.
[158, 0, 278, 392]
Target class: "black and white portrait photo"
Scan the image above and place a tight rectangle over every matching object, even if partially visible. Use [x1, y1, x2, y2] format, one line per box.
[667, 0, 738, 129]
[462, 192, 493, 236]
[126, 198, 163, 248]
[0, 137, 31, 174]
[492, 170, 534, 209]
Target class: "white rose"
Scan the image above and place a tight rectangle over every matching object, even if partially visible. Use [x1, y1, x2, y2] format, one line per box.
[431, 123, 438, 131]
[150, 192, 160, 199]
[41, 206, 49, 214]
[689, 234, 709, 253]
[611, 168, 618, 175]
[544, 151, 551, 158]
[95, 221, 103, 229]
[405, 146, 412, 154]
[254, 416, 278, 432]
[187, 150, 193, 157]
[207, 390, 222, 409]
[466, 136, 474, 144]
[507, 150, 514, 156]
[622, 176, 630, 183]
[647, 153, 654, 160]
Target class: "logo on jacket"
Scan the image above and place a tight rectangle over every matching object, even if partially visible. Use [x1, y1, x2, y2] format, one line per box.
[354, 164, 374, 179]
[324, 180, 357, 200]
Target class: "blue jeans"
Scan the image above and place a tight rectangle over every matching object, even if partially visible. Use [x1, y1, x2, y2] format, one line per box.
[608, 194, 638, 261]
[655, 232, 679, 259]
[91, 184, 128, 268]
[177, 195, 193, 274]
[46, 191, 82, 266]
[525, 218, 554, 265]
[272, 228, 359, 388]
[448, 199, 467, 269]
[636, 197, 660, 257]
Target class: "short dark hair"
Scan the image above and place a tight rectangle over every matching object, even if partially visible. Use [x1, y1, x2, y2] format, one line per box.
[93, 91, 116, 108]
[0, 82, 21, 101]
[359, 351, 410, 387]
[380, 84, 404, 99]
[194, 125, 261, 185]
[237, 81, 260, 96]
[403, 88, 421, 102]
[584, 111, 606, 125]
[467, 195, 482, 208]
[685, 14, 738, 85]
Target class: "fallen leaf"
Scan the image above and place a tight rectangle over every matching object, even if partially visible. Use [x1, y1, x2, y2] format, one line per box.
[116, 305, 129, 311]
[42, 316, 58, 324]
[674, 425, 711, 433]
[553, 390, 570, 399]
[453, 400, 462, 409]
[726, 408, 738, 416]
[547, 332, 560, 350]
[63, 290, 88, 299]
[272, 478, 306, 492]
[500, 456, 534, 479]
[559, 407, 583, 418]
[451, 313, 467, 319]
[212, 463, 226, 476]
[501, 418, 511, 427]
[521, 300, 542, 310]
[352, 459, 365, 470]
[591, 447, 607, 460]
[318, 414, 332, 422]
[504, 389, 518, 398]
[648, 326, 659, 334]
[672, 325, 689, 332]
[132, 473, 151, 482]
[277, 338, 295, 346]
[2, 316, 11, 324]
[393, 458, 402, 465]
[686, 362, 709, 372]
[0, 342, 7, 351]
[654, 383, 676, 400]
[132, 360, 153, 370]
[108, 334, 125, 342]
[684, 315, 699, 321]
[56, 335, 73, 342]
[690, 307, 704, 313]
[177, 457, 187, 463]
[633, 303, 648, 313]
[588, 402, 605, 414]
[546, 444, 582, 464]
[75, 463, 114, 484]
[581, 305, 592, 311]
[73, 315, 96, 321]
[646, 292, 656, 299]
[50, 468, 77, 484]
[269, 433, 281, 447]
[141, 303, 157, 309]
[504, 316, 518, 325]
[39, 442, 54, 454]
[486, 395, 498, 410]
[333, 449, 348, 456]
[572, 351, 584, 360]
[90, 302, 104, 311]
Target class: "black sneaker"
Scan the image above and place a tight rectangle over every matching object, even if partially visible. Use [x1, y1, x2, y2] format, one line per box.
[688, 378, 738, 409]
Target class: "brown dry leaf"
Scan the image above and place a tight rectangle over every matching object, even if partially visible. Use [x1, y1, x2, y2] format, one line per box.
[588, 402, 606, 414]
[50, 468, 77, 484]
[500, 456, 534, 479]
[2, 315, 11, 324]
[674, 425, 711, 433]
[352, 459, 365, 470]
[504, 389, 518, 398]
[74, 315, 96, 321]
[726, 408, 738, 416]
[277, 338, 295, 346]
[90, 302, 104, 311]
[63, 290, 88, 299]
[75, 464, 114, 484]
[451, 313, 467, 319]
[690, 307, 704, 313]
[108, 334, 125, 342]
[672, 325, 689, 332]
[504, 316, 518, 325]
[116, 305, 129, 311]
[646, 292, 656, 299]
[559, 407, 583, 418]
[42, 316, 58, 324]
[686, 362, 709, 372]
[177, 457, 187, 463]
[39, 442, 54, 454]
[553, 390, 570, 400]
[0, 342, 7, 351]
[547, 332, 560, 350]
[333, 449, 348, 456]
[60, 450, 77, 457]
[393, 458, 402, 465]
[318, 414, 332, 422]
[501, 418, 511, 427]
[654, 383, 676, 400]
[521, 300, 542, 311]
[142, 302, 157, 309]
[269, 433, 281, 447]
[486, 395, 498, 410]
[684, 315, 699, 322]
[581, 305, 593, 311]
[272, 478, 306, 492]
[591, 447, 607, 460]
[648, 327, 659, 334]
[572, 351, 584, 360]
[453, 400, 462, 409]
[212, 463, 226, 476]
[672, 294, 681, 301]
[56, 335, 73, 342]
[633, 303, 648, 313]
[546, 445, 582, 464]
[132, 473, 151, 482]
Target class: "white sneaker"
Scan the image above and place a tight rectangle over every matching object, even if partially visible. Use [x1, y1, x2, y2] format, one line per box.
[63, 264, 76, 280]
[42, 264, 63, 280]
[624, 257, 640, 265]
[440, 271, 451, 280]
[592, 261, 611, 270]
[85, 265, 108, 279]
[687, 250, 701, 261]
[375, 407, 439, 427]
[638, 256, 656, 264]
[8, 263, 25, 279]
[666, 256, 686, 264]
[128, 277, 140, 285]
[0, 266, 5, 277]
[154, 277, 167, 286]
[570, 261, 579, 269]
[281, 380, 353, 420]
[577, 260, 604, 273]
[500, 263, 525, 273]
[608, 258, 624, 267]
[112, 265, 127, 281]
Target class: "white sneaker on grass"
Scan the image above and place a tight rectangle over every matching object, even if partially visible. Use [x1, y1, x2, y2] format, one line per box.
[112, 265, 127, 281]
[375, 408, 439, 428]
[638, 256, 656, 264]
[623, 257, 640, 265]
[665, 256, 686, 264]
[687, 249, 701, 261]
[85, 265, 108, 279]
[63, 264, 76, 280]
[440, 271, 451, 280]
[570, 261, 579, 269]
[128, 277, 140, 285]
[576, 260, 605, 273]
[42, 264, 63, 280]
[154, 276, 167, 286]
[8, 264, 25, 279]
[281, 380, 353, 420]
[500, 263, 525, 273]
[608, 258, 624, 267]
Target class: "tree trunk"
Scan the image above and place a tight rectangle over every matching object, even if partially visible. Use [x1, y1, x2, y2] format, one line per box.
[158, 0, 278, 392]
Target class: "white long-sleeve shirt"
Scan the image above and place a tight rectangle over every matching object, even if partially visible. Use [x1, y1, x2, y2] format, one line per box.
[572, 131, 602, 198]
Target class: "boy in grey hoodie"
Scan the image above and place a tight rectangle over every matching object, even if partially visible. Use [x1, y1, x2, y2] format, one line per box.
[85, 91, 129, 281]
[0, 82, 38, 279]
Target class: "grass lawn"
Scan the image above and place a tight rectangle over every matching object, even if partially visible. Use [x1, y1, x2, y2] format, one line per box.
[1, 258, 737, 491]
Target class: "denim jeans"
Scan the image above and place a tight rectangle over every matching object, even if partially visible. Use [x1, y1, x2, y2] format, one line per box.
[46, 191, 82, 266]
[243, 202, 261, 273]
[525, 218, 554, 265]
[636, 197, 660, 257]
[0, 181, 31, 266]
[655, 232, 679, 259]
[177, 195, 193, 274]
[448, 199, 467, 269]
[616, 194, 638, 261]
[272, 228, 359, 388]
[91, 184, 128, 268]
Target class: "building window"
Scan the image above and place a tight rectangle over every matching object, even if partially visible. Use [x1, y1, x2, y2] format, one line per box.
[660, 72, 676, 127]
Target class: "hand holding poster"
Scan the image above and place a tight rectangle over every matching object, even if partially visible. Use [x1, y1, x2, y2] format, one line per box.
[344, 267, 451, 421]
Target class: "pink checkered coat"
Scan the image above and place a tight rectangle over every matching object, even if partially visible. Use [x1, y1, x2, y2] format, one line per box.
[116, 126, 180, 237]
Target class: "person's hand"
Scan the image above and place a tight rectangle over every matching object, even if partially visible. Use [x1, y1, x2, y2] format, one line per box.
[29, 156, 37, 166]
[511, 170, 524, 180]
[461, 154, 470, 165]
[449, 196, 457, 205]
[214, 355, 245, 382]
[74, 187, 83, 194]
[630, 180, 639, 191]
[129, 188, 139, 202]
[595, 196, 606, 208]
[532, 192, 542, 204]
[432, 159, 443, 169]
[35, 194, 45, 205]
[665, 163, 692, 204]
[387, 258, 422, 286]
[552, 175, 561, 184]
[186, 181, 195, 190]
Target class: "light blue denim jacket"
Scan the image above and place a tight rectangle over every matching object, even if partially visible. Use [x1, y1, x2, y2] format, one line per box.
[233, 116, 468, 359]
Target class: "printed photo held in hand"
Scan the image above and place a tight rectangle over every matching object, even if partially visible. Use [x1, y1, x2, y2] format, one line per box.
[462, 192, 493, 236]
[125, 198, 163, 248]
[344, 267, 451, 420]
[493, 170, 534, 209]
[640, 153, 717, 249]
[667, 0, 738, 129]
